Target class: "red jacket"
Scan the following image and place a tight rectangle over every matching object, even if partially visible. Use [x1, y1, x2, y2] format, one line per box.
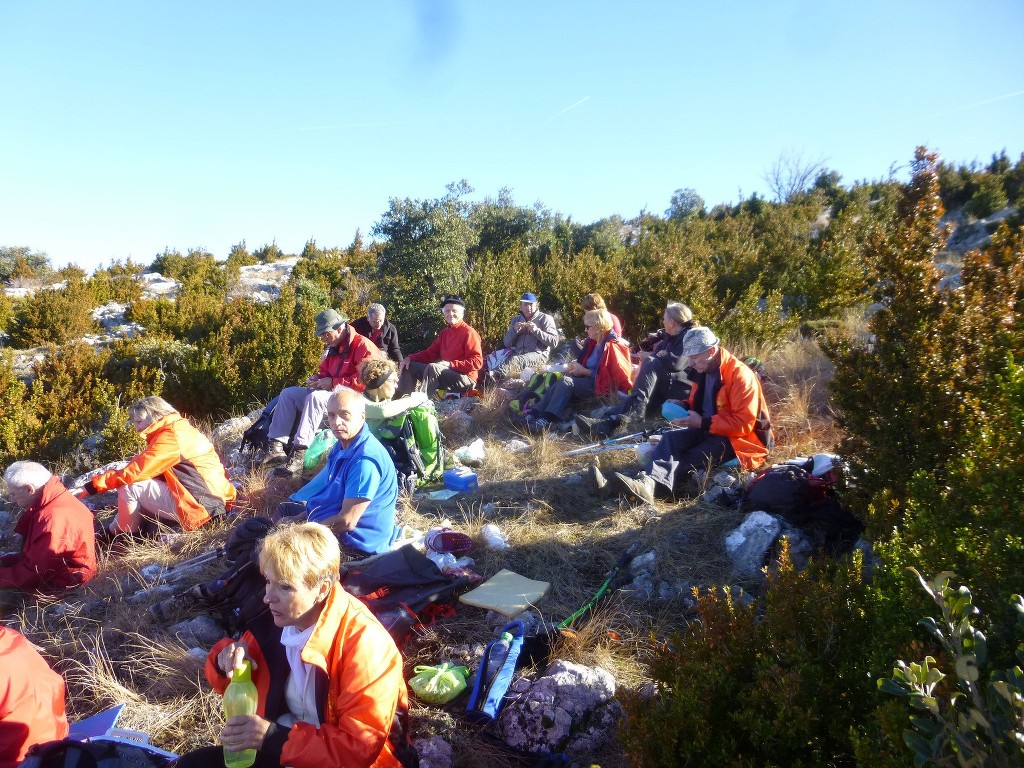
[205, 584, 408, 768]
[578, 334, 634, 396]
[320, 331, 381, 393]
[0, 476, 96, 594]
[407, 321, 483, 383]
[686, 347, 774, 470]
[91, 413, 236, 531]
[0, 626, 69, 768]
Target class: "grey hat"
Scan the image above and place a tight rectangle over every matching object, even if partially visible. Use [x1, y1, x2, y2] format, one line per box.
[681, 326, 720, 357]
[315, 309, 348, 336]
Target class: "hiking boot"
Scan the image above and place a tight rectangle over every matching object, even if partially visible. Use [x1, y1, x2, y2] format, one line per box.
[575, 413, 616, 439]
[270, 449, 306, 479]
[526, 415, 551, 435]
[613, 471, 657, 505]
[589, 459, 610, 498]
[262, 440, 287, 467]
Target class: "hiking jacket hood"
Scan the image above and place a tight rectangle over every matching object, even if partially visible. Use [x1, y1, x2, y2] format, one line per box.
[686, 347, 774, 470]
[91, 413, 236, 531]
[0, 476, 96, 594]
[0, 626, 69, 768]
[577, 333, 634, 396]
[205, 583, 408, 768]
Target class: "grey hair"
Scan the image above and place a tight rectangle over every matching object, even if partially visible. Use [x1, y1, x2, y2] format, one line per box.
[328, 386, 367, 416]
[665, 302, 694, 326]
[367, 304, 386, 319]
[3, 461, 53, 490]
[129, 396, 178, 424]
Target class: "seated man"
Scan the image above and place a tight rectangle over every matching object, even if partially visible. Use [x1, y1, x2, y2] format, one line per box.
[265, 309, 379, 470]
[0, 625, 69, 767]
[352, 302, 403, 363]
[610, 327, 774, 504]
[485, 292, 559, 386]
[397, 295, 482, 397]
[1, 461, 96, 598]
[278, 388, 399, 557]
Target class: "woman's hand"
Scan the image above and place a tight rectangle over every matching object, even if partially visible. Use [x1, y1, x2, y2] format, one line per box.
[221, 714, 272, 752]
[217, 641, 256, 678]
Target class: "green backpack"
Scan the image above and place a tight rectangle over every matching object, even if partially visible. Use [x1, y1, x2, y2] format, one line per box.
[509, 371, 564, 414]
[376, 403, 446, 487]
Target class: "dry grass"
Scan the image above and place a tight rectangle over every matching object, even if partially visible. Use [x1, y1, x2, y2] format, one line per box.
[1, 335, 843, 767]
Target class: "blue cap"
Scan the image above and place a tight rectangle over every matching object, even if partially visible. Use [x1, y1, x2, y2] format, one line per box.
[662, 401, 689, 421]
[520, 292, 538, 303]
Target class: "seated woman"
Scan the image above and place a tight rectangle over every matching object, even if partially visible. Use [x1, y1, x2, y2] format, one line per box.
[176, 522, 413, 768]
[576, 301, 697, 437]
[81, 396, 235, 535]
[360, 357, 429, 436]
[516, 309, 633, 432]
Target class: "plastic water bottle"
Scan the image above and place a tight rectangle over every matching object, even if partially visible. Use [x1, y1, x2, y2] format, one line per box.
[223, 660, 258, 768]
[481, 523, 509, 550]
[483, 631, 514, 684]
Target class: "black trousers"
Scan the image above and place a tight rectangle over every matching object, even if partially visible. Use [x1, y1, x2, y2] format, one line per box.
[175, 745, 280, 768]
[648, 429, 736, 495]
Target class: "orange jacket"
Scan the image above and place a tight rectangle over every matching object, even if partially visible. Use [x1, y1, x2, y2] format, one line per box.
[578, 334, 635, 396]
[0, 476, 96, 594]
[205, 583, 408, 768]
[686, 347, 773, 470]
[0, 626, 69, 768]
[91, 413, 236, 531]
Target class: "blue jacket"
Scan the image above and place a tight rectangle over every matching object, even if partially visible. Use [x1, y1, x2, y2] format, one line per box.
[302, 425, 399, 555]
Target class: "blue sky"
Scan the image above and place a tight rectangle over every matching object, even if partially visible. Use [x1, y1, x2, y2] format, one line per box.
[1, 1, 1022, 272]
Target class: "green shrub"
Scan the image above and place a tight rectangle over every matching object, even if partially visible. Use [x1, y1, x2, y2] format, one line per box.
[620, 545, 908, 768]
[8, 280, 98, 347]
[463, 246, 535, 349]
[965, 173, 1009, 219]
[880, 570, 1024, 767]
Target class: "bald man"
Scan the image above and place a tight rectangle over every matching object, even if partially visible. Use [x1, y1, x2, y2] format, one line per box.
[277, 388, 400, 556]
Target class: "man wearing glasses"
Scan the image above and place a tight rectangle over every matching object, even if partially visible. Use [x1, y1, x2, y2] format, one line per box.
[264, 309, 380, 471]
[612, 326, 774, 504]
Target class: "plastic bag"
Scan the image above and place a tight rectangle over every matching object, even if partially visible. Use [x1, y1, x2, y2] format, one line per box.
[454, 438, 486, 466]
[409, 662, 470, 705]
[303, 428, 337, 469]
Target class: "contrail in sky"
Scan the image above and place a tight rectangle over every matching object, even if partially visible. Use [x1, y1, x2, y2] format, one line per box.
[541, 96, 591, 124]
[924, 88, 1024, 120]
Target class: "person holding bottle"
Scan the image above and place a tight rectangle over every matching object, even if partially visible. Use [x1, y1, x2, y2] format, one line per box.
[175, 522, 414, 768]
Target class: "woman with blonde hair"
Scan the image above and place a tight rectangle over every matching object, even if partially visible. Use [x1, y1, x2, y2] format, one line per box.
[177, 522, 413, 768]
[516, 309, 633, 432]
[581, 293, 623, 338]
[577, 301, 698, 437]
[79, 396, 235, 534]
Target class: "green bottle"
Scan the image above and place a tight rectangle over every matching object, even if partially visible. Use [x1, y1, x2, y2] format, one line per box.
[223, 660, 258, 768]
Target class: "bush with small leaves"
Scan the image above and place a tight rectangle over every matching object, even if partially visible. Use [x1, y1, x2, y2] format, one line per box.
[880, 570, 1024, 768]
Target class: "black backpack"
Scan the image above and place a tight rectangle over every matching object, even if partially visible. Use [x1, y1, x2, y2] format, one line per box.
[148, 517, 273, 635]
[239, 396, 280, 454]
[741, 464, 863, 553]
[20, 739, 175, 768]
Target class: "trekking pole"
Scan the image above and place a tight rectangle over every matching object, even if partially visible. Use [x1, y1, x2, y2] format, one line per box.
[144, 546, 226, 586]
[557, 540, 643, 631]
[561, 425, 666, 457]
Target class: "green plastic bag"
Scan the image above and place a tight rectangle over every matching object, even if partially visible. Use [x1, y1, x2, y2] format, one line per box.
[303, 428, 337, 470]
[408, 662, 469, 705]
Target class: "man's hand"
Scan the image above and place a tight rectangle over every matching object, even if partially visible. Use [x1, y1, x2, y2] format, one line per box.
[314, 377, 333, 391]
[221, 714, 272, 752]
[399, 358, 410, 372]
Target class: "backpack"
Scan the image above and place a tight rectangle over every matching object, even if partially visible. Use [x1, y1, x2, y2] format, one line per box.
[20, 738, 176, 768]
[741, 355, 769, 383]
[341, 544, 473, 648]
[741, 463, 863, 552]
[376, 403, 445, 489]
[239, 396, 280, 454]
[148, 517, 273, 635]
[509, 371, 564, 415]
